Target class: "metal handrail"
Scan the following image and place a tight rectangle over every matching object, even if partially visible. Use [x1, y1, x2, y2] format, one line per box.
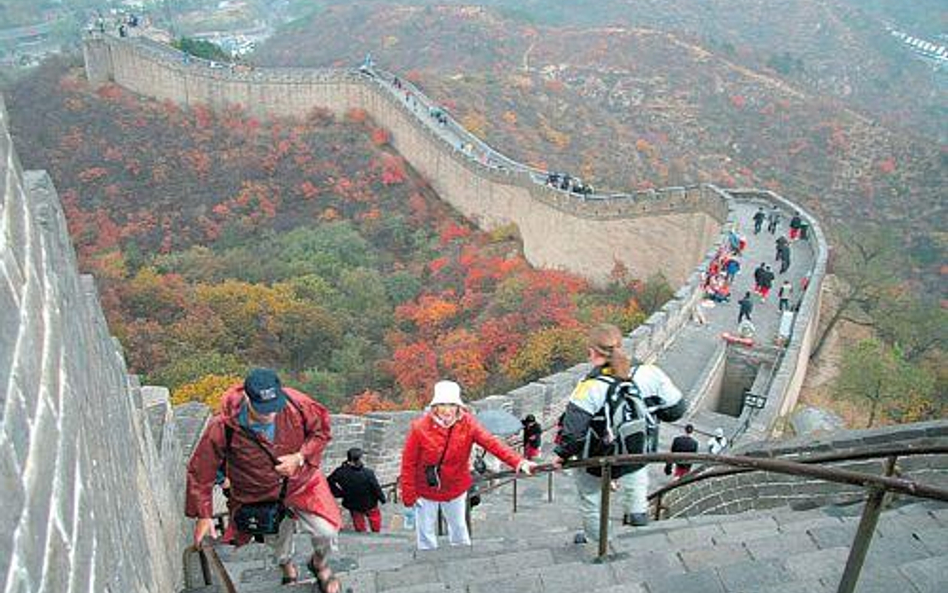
[465, 447, 948, 593]
[182, 543, 238, 593]
[649, 443, 948, 505]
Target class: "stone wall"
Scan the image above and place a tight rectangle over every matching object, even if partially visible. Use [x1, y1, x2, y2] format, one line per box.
[725, 189, 828, 443]
[83, 35, 725, 286]
[661, 420, 948, 518]
[0, 97, 191, 593]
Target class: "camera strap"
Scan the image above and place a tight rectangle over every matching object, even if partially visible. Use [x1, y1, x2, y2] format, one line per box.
[435, 425, 455, 470]
[237, 424, 290, 502]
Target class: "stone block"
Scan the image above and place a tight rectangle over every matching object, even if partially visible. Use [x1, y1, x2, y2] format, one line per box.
[717, 558, 794, 591]
[784, 546, 848, 583]
[899, 555, 948, 593]
[643, 568, 725, 593]
[743, 531, 818, 561]
[537, 560, 616, 590]
[0, 443, 24, 581]
[680, 542, 750, 571]
[38, 525, 70, 593]
[376, 562, 439, 590]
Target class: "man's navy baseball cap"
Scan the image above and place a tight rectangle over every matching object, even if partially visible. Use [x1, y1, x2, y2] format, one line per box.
[244, 368, 287, 414]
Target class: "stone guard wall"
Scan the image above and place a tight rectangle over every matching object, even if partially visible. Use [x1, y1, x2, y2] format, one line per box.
[84, 35, 725, 287]
[661, 421, 948, 518]
[0, 97, 192, 592]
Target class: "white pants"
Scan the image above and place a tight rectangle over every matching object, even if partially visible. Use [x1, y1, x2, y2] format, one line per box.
[574, 467, 649, 542]
[414, 493, 470, 550]
[265, 509, 338, 565]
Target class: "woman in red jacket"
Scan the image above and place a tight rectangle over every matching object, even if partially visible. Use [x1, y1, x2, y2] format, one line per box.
[400, 380, 535, 550]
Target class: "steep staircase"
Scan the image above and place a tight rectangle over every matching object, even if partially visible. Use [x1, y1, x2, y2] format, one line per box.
[196, 469, 948, 593]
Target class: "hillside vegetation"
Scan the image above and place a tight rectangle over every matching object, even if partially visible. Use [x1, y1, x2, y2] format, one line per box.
[256, 1, 946, 292]
[8, 59, 656, 411]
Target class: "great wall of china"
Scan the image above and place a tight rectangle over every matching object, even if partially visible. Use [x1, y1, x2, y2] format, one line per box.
[0, 34, 841, 591]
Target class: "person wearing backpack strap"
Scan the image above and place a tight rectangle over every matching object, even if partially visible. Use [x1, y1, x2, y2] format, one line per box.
[186, 369, 343, 592]
[553, 324, 685, 545]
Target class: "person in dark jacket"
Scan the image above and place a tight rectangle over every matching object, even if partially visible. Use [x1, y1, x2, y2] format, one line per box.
[767, 206, 781, 234]
[328, 448, 387, 533]
[738, 292, 754, 323]
[664, 424, 699, 479]
[522, 414, 542, 460]
[752, 207, 766, 234]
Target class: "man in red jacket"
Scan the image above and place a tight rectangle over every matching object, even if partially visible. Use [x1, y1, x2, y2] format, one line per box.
[400, 380, 535, 550]
[186, 369, 343, 592]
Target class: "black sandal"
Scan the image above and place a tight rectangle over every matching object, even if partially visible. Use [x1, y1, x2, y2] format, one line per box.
[280, 562, 298, 585]
[307, 556, 342, 593]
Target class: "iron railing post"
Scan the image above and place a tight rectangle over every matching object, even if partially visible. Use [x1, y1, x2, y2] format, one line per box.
[513, 477, 518, 514]
[598, 462, 613, 559]
[437, 507, 445, 536]
[837, 455, 898, 593]
[198, 548, 212, 585]
[653, 492, 663, 521]
[548, 471, 553, 503]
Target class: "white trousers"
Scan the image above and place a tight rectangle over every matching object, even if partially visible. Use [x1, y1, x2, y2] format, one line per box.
[574, 467, 649, 542]
[414, 493, 470, 550]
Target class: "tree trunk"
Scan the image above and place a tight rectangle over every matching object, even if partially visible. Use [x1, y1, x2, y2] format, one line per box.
[810, 296, 852, 361]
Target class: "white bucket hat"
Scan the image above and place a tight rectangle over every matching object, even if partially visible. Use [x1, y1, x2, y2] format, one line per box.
[428, 380, 465, 408]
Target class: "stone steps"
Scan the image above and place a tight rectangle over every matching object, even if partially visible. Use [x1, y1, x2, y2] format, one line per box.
[200, 499, 948, 593]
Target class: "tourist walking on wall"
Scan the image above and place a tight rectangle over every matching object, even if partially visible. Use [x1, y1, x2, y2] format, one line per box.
[778, 280, 794, 312]
[752, 207, 766, 234]
[725, 256, 741, 283]
[753, 262, 766, 295]
[767, 206, 781, 234]
[186, 369, 343, 591]
[400, 381, 535, 550]
[789, 212, 803, 241]
[664, 424, 699, 480]
[522, 414, 543, 460]
[738, 292, 754, 324]
[708, 428, 728, 454]
[328, 447, 387, 533]
[759, 265, 775, 301]
[554, 324, 685, 542]
[777, 239, 791, 274]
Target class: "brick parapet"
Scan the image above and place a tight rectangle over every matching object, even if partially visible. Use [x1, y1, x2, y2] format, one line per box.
[662, 420, 948, 518]
[1, 94, 189, 591]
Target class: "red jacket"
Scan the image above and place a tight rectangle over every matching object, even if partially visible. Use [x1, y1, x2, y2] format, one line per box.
[400, 411, 523, 506]
[185, 385, 342, 542]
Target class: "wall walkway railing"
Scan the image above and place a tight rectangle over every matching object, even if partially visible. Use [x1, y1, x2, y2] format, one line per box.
[469, 446, 948, 593]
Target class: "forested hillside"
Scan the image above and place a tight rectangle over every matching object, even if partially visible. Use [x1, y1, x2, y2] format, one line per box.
[8, 59, 656, 411]
[256, 1, 946, 292]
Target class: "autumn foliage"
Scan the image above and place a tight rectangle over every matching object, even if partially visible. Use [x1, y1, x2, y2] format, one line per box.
[9, 60, 656, 413]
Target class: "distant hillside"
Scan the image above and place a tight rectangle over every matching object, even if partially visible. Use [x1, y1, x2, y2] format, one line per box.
[254, 2, 946, 291]
[8, 58, 651, 411]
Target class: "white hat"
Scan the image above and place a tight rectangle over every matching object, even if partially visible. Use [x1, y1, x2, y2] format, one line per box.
[714, 427, 725, 438]
[428, 380, 465, 408]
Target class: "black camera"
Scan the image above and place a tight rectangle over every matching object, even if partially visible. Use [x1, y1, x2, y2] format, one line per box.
[424, 464, 441, 488]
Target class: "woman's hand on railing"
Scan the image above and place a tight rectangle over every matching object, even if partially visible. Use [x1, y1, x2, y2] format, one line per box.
[517, 460, 537, 475]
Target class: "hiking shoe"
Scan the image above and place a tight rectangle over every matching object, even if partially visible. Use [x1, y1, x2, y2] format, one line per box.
[573, 532, 588, 545]
[623, 513, 649, 527]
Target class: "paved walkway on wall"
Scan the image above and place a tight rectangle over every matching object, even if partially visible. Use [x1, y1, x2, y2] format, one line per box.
[654, 201, 816, 441]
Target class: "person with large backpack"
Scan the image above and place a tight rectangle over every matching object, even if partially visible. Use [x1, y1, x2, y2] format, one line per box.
[553, 324, 685, 545]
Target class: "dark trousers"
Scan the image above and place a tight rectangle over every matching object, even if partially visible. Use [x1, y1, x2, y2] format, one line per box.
[738, 310, 751, 323]
[780, 258, 790, 273]
[779, 298, 790, 312]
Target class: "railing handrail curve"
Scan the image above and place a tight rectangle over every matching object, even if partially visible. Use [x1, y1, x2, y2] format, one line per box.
[649, 442, 948, 502]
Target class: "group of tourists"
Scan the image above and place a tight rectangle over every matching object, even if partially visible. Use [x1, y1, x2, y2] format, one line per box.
[185, 322, 689, 589]
[545, 172, 594, 196]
